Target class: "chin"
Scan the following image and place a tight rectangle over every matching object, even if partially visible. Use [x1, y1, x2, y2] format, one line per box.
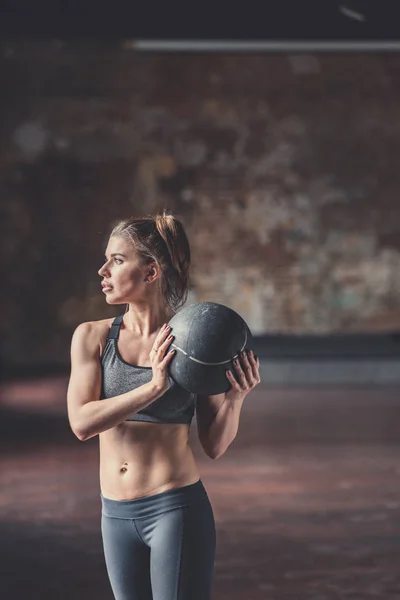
[107, 296, 132, 308]
[104, 293, 122, 305]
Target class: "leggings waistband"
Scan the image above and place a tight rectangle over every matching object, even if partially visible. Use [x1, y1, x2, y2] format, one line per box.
[101, 479, 207, 519]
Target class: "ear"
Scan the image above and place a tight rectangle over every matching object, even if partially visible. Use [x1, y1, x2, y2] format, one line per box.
[145, 262, 160, 283]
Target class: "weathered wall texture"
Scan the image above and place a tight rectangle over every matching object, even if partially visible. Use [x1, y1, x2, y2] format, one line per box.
[2, 41, 400, 366]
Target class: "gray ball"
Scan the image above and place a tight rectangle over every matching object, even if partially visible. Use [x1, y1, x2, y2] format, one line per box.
[167, 302, 253, 396]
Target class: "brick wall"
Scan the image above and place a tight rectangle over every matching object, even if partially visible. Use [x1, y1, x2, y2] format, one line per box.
[2, 42, 400, 366]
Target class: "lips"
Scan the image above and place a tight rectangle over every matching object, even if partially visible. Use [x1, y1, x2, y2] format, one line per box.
[101, 281, 113, 290]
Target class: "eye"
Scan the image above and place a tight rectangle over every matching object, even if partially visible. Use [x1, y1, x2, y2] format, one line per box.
[104, 257, 123, 264]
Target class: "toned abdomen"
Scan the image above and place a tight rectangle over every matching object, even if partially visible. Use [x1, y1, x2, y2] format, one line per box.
[99, 421, 201, 500]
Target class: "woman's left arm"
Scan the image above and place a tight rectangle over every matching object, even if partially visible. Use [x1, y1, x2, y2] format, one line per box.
[196, 350, 261, 459]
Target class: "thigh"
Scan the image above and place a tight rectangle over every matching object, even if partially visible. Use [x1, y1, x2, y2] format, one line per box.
[101, 514, 152, 600]
[149, 502, 216, 600]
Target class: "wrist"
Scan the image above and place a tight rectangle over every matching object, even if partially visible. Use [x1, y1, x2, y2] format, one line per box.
[225, 390, 246, 405]
[148, 380, 164, 399]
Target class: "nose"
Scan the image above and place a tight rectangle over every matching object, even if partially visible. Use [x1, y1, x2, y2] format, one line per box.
[98, 262, 109, 277]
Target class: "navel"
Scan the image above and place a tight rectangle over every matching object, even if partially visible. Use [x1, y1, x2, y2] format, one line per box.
[120, 462, 128, 474]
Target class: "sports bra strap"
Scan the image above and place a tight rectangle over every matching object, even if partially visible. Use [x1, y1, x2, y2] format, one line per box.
[107, 314, 124, 340]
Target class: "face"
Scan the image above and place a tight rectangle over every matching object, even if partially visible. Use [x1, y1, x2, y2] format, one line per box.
[98, 236, 158, 305]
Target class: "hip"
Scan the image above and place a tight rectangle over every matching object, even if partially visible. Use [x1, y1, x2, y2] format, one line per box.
[100, 478, 213, 520]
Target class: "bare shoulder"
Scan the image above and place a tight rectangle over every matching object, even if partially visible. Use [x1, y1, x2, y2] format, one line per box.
[71, 317, 114, 359]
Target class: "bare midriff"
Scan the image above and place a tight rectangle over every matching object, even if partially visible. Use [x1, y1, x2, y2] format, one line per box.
[99, 421, 201, 501]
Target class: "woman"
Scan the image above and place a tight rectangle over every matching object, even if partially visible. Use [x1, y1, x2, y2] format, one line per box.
[67, 211, 260, 600]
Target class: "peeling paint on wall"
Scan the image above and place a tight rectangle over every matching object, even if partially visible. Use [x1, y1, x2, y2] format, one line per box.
[1, 44, 400, 365]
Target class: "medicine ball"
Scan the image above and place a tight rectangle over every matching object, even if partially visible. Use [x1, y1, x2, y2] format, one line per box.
[167, 302, 254, 396]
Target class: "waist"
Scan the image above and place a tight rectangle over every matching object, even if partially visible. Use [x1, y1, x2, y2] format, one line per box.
[99, 422, 200, 500]
[101, 479, 207, 519]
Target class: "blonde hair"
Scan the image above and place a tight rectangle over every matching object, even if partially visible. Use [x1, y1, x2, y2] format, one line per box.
[110, 209, 191, 312]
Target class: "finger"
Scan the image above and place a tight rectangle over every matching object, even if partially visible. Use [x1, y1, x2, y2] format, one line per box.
[253, 353, 261, 382]
[153, 326, 171, 352]
[239, 352, 255, 386]
[235, 350, 260, 387]
[226, 369, 242, 390]
[240, 351, 253, 371]
[150, 331, 169, 355]
[161, 348, 176, 366]
[158, 334, 174, 358]
[247, 350, 259, 380]
[155, 324, 170, 344]
[233, 358, 249, 389]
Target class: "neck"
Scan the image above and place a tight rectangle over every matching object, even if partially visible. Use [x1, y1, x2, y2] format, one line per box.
[123, 303, 174, 337]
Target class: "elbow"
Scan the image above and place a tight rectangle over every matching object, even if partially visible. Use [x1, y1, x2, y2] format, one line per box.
[209, 452, 221, 460]
[200, 437, 226, 460]
[208, 440, 235, 459]
[72, 427, 89, 442]
[210, 451, 224, 460]
[206, 446, 224, 460]
[69, 420, 90, 442]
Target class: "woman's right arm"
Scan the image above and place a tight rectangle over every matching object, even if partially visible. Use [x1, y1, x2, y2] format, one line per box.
[67, 322, 171, 441]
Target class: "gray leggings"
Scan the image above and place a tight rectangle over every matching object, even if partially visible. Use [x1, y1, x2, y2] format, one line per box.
[100, 480, 216, 600]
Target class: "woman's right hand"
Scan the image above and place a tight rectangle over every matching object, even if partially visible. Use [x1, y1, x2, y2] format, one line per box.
[149, 324, 176, 396]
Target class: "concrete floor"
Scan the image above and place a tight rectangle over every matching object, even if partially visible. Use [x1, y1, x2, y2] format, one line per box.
[1, 379, 400, 600]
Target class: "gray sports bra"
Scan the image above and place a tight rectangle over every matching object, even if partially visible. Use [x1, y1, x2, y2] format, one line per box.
[100, 315, 197, 425]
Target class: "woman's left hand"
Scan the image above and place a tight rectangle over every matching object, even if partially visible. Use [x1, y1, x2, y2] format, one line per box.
[225, 350, 261, 402]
